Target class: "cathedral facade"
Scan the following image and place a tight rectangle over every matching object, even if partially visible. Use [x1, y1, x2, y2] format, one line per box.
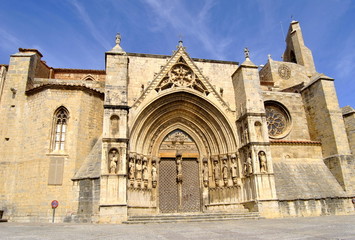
[0, 21, 354, 223]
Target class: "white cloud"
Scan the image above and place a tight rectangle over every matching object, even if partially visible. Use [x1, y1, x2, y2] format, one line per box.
[0, 28, 22, 52]
[335, 34, 355, 81]
[69, 0, 112, 50]
[143, 0, 232, 59]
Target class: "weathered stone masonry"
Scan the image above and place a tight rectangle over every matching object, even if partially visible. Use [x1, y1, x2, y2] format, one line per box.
[0, 21, 354, 223]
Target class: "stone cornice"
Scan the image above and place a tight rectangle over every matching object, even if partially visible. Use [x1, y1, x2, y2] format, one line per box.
[25, 82, 104, 96]
[102, 138, 129, 143]
[236, 112, 266, 122]
[104, 104, 130, 110]
[270, 140, 321, 145]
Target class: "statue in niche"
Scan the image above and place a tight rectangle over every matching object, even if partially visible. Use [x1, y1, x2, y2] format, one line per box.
[230, 154, 238, 185]
[202, 159, 209, 188]
[142, 157, 149, 188]
[244, 155, 253, 177]
[255, 121, 263, 142]
[222, 157, 229, 186]
[128, 156, 135, 186]
[176, 153, 182, 182]
[244, 124, 249, 144]
[135, 157, 142, 187]
[259, 151, 267, 173]
[109, 149, 118, 174]
[151, 161, 157, 188]
[239, 127, 244, 144]
[246, 155, 253, 176]
[213, 158, 220, 187]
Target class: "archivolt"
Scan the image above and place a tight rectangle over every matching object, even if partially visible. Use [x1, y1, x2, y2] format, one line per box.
[130, 91, 237, 157]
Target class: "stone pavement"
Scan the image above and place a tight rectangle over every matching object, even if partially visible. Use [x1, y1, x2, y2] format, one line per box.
[0, 215, 355, 240]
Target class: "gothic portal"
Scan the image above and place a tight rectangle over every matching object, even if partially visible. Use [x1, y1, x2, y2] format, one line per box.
[0, 21, 354, 223]
[158, 130, 201, 213]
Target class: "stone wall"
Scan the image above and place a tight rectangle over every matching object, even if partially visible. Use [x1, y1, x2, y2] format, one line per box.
[73, 178, 100, 223]
[53, 69, 106, 82]
[343, 106, 355, 156]
[0, 54, 104, 222]
[263, 91, 311, 141]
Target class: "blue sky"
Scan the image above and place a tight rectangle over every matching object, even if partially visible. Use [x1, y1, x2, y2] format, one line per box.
[0, 0, 354, 107]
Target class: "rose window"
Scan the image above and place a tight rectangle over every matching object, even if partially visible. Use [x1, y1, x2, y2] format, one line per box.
[265, 102, 291, 138]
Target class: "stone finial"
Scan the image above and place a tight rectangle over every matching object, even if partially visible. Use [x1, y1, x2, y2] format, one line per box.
[268, 54, 272, 60]
[178, 34, 184, 48]
[178, 39, 184, 47]
[110, 32, 125, 53]
[244, 47, 250, 59]
[115, 33, 121, 45]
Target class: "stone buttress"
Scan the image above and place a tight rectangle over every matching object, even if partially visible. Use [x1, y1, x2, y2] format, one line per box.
[99, 34, 129, 223]
[232, 50, 278, 216]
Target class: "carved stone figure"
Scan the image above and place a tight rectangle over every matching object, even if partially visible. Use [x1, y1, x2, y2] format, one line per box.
[109, 149, 118, 174]
[246, 155, 253, 176]
[176, 153, 182, 182]
[109, 158, 117, 174]
[115, 33, 121, 45]
[254, 121, 263, 142]
[259, 151, 267, 173]
[244, 47, 250, 59]
[202, 159, 209, 187]
[136, 157, 142, 187]
[213, 158, 220, 187]
[244, 124, 249, 143]
[129, 157, 135, 177]
[230, 154, 238, 185]
[151, 161, 157, 188]
[222, 157, 228, 186]
[128, 154, 135, 186]
[142, 158, 148, 188]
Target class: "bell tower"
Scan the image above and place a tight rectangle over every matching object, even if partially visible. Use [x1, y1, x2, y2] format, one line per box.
[282, 21, 316, 77]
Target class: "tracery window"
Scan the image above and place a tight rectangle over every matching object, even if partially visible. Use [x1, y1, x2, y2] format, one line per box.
[52, 107, 69, 151]
[265, 101, 291, 139]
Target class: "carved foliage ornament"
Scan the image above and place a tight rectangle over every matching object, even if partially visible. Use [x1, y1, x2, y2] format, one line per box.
[278, 64, 291, 80]
[155, 62, 209, 95]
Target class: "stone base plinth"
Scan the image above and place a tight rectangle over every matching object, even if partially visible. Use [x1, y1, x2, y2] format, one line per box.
[99, 204, 127, 223]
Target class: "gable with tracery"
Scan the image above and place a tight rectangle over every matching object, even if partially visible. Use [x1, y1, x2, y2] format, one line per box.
[155, 57, 209, 95]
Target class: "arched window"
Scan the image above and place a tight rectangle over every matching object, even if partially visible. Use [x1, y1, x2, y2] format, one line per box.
[290, 50, 297, 63]
[110, 115, 120, 137]
[52, 107, 69, 151]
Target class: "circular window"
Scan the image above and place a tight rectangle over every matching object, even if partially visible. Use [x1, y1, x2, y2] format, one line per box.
[265, 101, 291, 139]
[278, 64, 291, 79]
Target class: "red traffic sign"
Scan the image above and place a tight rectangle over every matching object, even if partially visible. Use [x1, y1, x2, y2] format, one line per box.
[51, 200, 59, 209]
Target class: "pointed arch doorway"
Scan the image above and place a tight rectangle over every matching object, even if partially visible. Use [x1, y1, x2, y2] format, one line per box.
[158, 129, 201, 213]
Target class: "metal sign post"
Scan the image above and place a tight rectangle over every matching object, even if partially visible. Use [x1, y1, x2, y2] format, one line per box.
[51, 200, 59, 223]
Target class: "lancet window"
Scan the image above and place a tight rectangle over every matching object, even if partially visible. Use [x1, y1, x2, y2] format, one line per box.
[51, 107, 69, 151]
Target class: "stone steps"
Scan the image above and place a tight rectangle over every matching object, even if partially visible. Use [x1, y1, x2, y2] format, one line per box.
[123, 212, 262, 224]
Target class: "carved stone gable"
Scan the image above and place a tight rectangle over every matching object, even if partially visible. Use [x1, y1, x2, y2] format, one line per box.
[155, 59, 209, 95]
[132, 47, 232, 112]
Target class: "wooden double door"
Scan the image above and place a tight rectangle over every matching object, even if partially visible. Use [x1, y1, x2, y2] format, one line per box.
[158, 158, 201, 213]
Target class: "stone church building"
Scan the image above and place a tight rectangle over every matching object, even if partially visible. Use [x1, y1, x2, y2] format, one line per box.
[0, 21, 354, 223]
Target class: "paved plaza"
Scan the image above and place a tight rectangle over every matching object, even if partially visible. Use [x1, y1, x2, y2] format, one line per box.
[0, 215, 355, 240]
